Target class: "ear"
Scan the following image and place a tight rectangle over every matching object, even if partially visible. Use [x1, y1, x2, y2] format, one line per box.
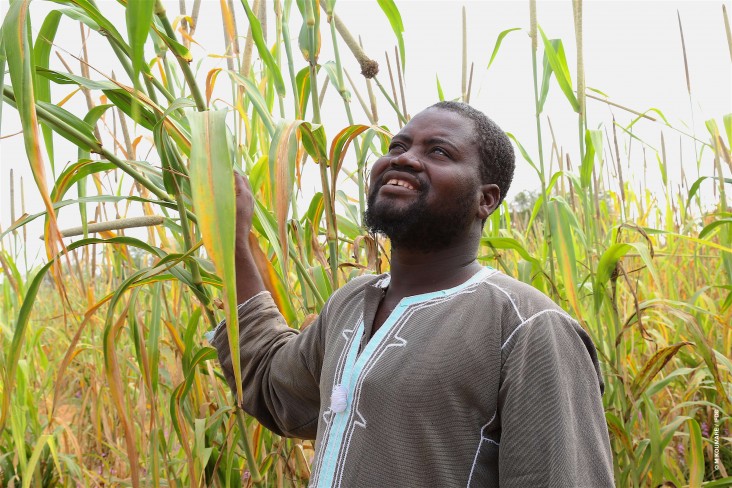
[477, 184, 500, 220]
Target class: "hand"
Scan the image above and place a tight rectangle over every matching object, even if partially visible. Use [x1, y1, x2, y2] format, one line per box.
[234, 172, 255, 249]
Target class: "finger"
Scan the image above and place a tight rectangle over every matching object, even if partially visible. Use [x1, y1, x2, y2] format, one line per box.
[234, 173, 245, 196]
[239, 172, 252, 191]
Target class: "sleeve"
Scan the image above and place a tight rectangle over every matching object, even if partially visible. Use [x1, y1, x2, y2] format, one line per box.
[211, 292, 325, 439]
[497, 311, 615, 487]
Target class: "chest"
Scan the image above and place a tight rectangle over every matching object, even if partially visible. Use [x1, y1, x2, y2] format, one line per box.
[370, 295, 400, 338]
[321, 294, 503, 418]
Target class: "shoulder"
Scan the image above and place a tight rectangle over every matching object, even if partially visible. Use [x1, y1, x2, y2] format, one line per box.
[475, 270, 572, 340]
[480, 269, 564, 316]
[484, 271, 604, 394]
[479, 272, 597, 367]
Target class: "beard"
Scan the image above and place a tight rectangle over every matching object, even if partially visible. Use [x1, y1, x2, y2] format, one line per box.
[364, 180, 477, 252]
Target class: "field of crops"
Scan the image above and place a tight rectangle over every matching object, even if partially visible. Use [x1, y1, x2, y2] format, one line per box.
[0, 0, 730, 486]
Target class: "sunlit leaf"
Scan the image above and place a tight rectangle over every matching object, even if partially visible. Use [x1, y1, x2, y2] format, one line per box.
[2, 0, 63, 260]
[376, 0, 405, 67]
[33, 10, 62, 169]
[486, 27, 520, 70]
[240, 0, 286, 96]
[126, 0, 155, 86]
[188, 110, 241, 403]
[539, 27, 579, 112]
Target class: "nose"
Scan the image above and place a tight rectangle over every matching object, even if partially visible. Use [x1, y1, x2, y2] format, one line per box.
[390, 150, 423, 172]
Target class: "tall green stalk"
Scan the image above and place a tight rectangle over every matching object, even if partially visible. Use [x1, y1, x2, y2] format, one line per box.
[529, 0, 556, 290]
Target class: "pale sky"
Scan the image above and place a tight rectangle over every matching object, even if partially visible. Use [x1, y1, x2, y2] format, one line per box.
[1, 0, 731, 271]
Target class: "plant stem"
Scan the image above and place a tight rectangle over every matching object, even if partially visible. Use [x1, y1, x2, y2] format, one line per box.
[235, 408, 264, 486]
[529, 0, 556, 290]
[306, 0, 338, 287]
[373, 77, 407, 124]
[154, 0, 206, 111]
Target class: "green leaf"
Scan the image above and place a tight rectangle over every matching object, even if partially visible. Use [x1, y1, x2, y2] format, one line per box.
[506, 132, 540, 177]
[21, 435, 51, 488]
[103, 89, 157, 130]
[34, 10, 62, 170]
[687, 175, 732, 206]
[320, 61, 342, 93]
[329, 124, 370, 179]
[486, 27, 520, 70]
[436, 74, 445, 101]
[295, 65, 313, 117]
[35, 67, 117, 91]
[538, 28, 579, 112]
[188, 110, 241, 403]
[699, 217, 732, 239]
[0, 257, 53, 431]
[631, 342, 692, 399]
[181, 347, 218, 399]
[525, 171, 562, 234]
[594, 241, 658, 311]
[376, 0, 405, 67]
[687, 418, 704, 487]
[77, 102, 114, 237]
[2, 0, 62, 243]
[703, 477, 732, 487]
[269, 119, 301, 273]
[0, 37, 6, 132]
[37, 101, 98, 148]
[723, 113, 732, 149]
[481, 237, 541, 266]
[300, 121, 328, 162]
[226, 70, 275, 136]
[55, 6, 100, 31]
[580, 129, 601, 189]
[240, 0, 286, 97]
[151, 25, 192, 62]
[126, 0, 155, 85]
[51, 159, 116, 202]
[644, 400, 663, 488]
[46, 0, 130, 54]
[148, 282, 163, 395]
[547, 199, 582, 320]
[537, 39, 556, 113]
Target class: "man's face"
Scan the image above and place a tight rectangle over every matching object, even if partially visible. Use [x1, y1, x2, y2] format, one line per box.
[364, 108, 486, 252]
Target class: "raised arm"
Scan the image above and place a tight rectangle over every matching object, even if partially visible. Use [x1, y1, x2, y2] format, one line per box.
[233, 172, 266, 304]
[212, 173, 323, 439]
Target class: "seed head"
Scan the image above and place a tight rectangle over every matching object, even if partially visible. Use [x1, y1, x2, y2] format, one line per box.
[360, 59, 379, 79]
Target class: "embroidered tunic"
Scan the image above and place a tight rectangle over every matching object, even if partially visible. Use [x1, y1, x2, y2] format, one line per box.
[212, 267, 614, 487]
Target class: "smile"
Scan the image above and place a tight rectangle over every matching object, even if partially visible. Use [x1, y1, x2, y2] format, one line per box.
[385, 179, 416, 190]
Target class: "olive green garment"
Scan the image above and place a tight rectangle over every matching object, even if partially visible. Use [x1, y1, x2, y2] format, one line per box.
[212, 267, 614, 487]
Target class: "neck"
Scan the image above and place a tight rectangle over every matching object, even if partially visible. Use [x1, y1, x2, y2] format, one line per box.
[386, 235, 482, 297]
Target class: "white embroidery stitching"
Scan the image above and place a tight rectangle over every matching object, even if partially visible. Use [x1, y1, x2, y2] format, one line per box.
[501, 308, 575, 350]
[334, 281, 487, 487]
[466, 411, 499, 487]
[483, 280, 525, 322]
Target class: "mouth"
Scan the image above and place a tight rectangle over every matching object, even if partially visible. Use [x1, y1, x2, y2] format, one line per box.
[379, 171, 421, 192]
[384, 178, 416, 190]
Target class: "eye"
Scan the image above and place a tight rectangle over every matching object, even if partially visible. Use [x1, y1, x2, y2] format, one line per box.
[388, 143, 405, 154]
[431, 147, 449, 157]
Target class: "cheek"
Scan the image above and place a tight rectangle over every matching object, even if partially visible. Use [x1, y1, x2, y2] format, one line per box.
[431, 169, 478, 196]
[368, 156, 390, 186]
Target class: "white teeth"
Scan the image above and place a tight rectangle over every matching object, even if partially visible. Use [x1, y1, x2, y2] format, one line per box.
[385, 178, 415, 190]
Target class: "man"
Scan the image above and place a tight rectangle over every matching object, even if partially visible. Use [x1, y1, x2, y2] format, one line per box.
[212, 102, 615, 487]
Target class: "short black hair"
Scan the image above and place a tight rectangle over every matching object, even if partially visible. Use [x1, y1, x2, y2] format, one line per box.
[430, 101, 515, 205]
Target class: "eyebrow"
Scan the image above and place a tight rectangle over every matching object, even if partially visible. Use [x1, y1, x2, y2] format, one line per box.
[424, 137, 460, 154]
[390, 134, 411, 144]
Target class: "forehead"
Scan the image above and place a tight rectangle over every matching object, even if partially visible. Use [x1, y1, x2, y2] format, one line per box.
[394, 108, 476, 145]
